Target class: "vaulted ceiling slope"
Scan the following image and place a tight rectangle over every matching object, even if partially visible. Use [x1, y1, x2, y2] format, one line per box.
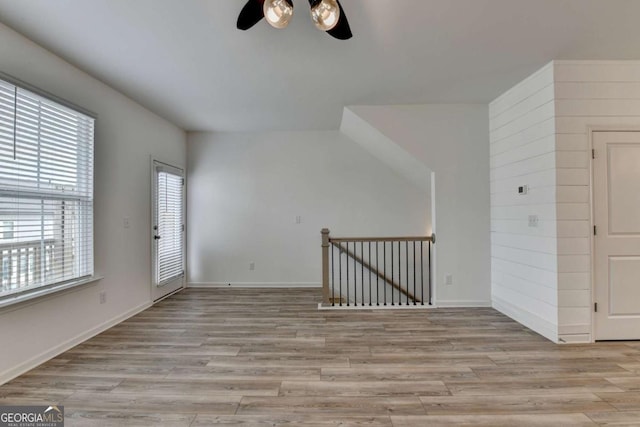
[1, 0, 640, 132]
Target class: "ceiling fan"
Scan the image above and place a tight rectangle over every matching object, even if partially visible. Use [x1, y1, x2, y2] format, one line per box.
[237, 0, 353, 40]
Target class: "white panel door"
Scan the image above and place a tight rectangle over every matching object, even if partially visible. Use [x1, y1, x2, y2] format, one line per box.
[593, 131, 640, 340]
[152, 160, 185, 301]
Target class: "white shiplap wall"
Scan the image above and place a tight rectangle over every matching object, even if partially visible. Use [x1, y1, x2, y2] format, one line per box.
[491, 60, 640, 344]
[554, 61, 640, 343]
[489, 63, 559, 342]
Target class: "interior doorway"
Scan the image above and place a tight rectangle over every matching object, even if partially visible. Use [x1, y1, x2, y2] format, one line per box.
[593, 131, 640, 340]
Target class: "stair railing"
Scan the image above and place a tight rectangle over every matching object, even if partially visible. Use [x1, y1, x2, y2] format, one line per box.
[321, 228, 434, 307]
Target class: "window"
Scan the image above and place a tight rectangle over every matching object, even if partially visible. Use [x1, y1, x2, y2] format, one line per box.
[0, 76, 95, 301]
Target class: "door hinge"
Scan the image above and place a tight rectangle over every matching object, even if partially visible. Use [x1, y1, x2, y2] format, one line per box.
[594, 302, 598, 312]
[592, 149, 595, 159]
[593, 225, 597, 236]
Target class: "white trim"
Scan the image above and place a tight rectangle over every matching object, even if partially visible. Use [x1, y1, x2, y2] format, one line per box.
[153, 286, 184, 303]
[150, 156, 186, 301]
[435, 300, 492, 308]
[492, 295, 558, 343]
[558, 334, 591, 344]
[187, 282, 321, 288]
[587, 127, 640, 342]
[0, 300, 151, 386]
[0, 276, 103, 311]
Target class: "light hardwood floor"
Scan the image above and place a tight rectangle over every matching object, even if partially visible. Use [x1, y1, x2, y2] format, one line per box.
[2, 288, 640, 426]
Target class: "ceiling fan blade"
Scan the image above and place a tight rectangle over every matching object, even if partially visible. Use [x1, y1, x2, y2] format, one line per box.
[237, 0, 265, 31]
[326, 0, 352, 40]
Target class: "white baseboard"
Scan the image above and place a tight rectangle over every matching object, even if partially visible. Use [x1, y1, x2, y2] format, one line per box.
[435, 300, 492, 308]
[558, 323, 591, 336]
[187, 282, 321, 288]
[492, 295, 558, 343]
[558, 333, 592, 344]
[0, 301, 151, 386]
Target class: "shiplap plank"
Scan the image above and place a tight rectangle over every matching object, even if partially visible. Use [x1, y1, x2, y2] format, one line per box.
[491, 245, 557, 271]
[558, 272, 591, 290]
[491, 135, 556, 169]
[492, 270, 557, 306]
[490, 62, 554, 117]
[490, 118, 555, 153]
[491, 232, 557, 255]
[491, 219, 557, 237]
[491, 169, 555, 194]
[491, 84, 555, 131]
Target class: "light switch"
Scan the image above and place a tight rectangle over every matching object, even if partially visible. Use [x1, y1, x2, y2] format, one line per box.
[123, 217, 131, 228]
[295, 215, 302, 224]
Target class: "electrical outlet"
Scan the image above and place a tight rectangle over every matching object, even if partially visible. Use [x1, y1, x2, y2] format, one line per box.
[528, 215, 539, 228]
[295, 215, 302, 224]
[445, 274, 453, 286]
[249, 262, 255, 271]
[99, 291, 107, 304]
[123, 217, 131, 228]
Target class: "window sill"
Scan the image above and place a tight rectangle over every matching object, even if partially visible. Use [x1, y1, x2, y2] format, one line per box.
[0, 276, 104, 312]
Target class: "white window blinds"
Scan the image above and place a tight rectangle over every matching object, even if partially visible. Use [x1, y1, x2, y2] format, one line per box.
[0, 77, 94, 299]
[155, 165, 184, 285]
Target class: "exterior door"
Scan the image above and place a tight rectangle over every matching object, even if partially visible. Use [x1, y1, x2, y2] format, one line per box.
[152, 160, 185, 301]
[593, 131, 640, 340]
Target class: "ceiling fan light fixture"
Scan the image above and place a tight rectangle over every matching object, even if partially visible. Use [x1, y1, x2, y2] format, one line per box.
[310, 0, 340, 31]
[264, 0, 294, 29]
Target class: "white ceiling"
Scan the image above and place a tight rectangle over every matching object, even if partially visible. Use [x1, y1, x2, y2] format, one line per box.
[1, 0, 640, 132]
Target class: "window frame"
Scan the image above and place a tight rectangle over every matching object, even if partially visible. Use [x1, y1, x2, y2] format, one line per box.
[0, 72, 100, 309]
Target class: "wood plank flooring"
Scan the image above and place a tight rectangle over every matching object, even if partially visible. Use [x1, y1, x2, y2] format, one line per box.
[2, 288, 640, 426]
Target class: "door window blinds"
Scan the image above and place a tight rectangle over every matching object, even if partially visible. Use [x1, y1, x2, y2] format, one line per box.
[0, 78, 94, 299]
[155, 166, 184, 285]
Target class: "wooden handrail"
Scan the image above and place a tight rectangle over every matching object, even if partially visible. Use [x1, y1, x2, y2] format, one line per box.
[330, 235, 435, 243]
[333, 241, 420, 303]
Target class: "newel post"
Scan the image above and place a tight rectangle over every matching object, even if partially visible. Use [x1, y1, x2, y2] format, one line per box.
[321, 228, 330, 304]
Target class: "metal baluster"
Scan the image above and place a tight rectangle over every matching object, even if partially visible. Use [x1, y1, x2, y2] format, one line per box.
[428, 241, 431, 305]
[376, 242, 379, 306]
[368, 242, 372, 306]
[405, 241, 409, 305]
[421, 241, 424, 306]
[397, 241, 401, 305]
[331, 242, 335, 306]
[360, 242, 364, 307]
[339, 243, 343, 306]
[413, 240, 418, 305]
[384, 242, 387, 305]
[353, 241, 357, 306]
[345, 242, 349, 306]
[390, 241, 394, 306]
